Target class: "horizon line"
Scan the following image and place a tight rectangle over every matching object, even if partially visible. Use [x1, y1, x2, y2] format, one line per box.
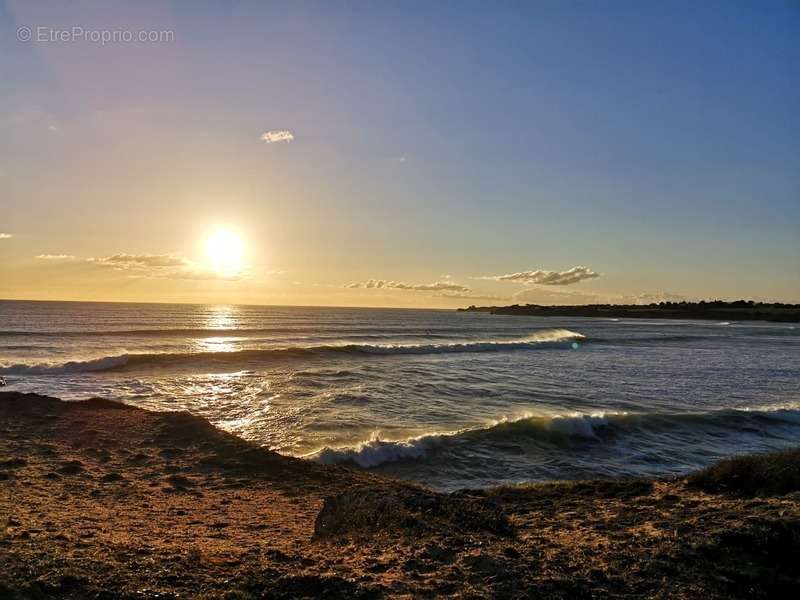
[1, 296, 798, 310]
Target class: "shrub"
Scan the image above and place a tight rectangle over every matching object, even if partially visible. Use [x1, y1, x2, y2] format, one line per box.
[688, 448, 800, 496]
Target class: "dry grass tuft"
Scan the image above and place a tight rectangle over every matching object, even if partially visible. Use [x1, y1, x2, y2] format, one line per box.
[688, 448, 800, 496]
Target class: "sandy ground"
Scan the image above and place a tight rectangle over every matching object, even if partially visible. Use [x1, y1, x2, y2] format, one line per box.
[1, 391, 799, 599]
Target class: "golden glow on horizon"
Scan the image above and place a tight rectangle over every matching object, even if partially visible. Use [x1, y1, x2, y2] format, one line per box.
[205, 228, 244, 276]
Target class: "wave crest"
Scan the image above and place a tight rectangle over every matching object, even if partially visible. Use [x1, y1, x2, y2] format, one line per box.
[307, 407, 800, 468]
[311, 432, 447, 468]
[0, 329, 584, 375]
[0, 355, 130, 375]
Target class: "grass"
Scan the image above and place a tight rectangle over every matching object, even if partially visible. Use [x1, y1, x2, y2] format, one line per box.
[688, 448, 800, 496]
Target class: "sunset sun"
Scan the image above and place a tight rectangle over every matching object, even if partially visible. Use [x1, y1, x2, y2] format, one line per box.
[205, 228, 244, 275]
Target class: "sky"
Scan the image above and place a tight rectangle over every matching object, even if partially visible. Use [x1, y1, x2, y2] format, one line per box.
[1, 0, 798, 307]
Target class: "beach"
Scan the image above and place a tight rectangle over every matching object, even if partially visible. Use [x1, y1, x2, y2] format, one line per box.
[2, 391, 799, 599]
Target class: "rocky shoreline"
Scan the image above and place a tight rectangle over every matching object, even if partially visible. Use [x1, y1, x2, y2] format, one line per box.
[2, 391, 799, 599]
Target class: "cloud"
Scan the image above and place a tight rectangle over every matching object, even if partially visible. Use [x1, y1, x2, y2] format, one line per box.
[440, 292, 510, 301]
[87, 253, 241, 281]
[478, 266, 599, 286]
[0, 233, 12, 239]
[88, 253, 190, 270]
[510, 288, 692, 306]
[622, 291, 687, 305]
[260, 130, 294, 144]
[159, 268, 243, 281]
[35, 254, 76, 260]
[347, 279, 471, 293]
[511, 287, 607, 305]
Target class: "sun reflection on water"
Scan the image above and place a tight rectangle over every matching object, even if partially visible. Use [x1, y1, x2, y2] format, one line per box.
[196, 336, 240, 353]
[206, 305, 238, 330]
[196, 306, 242, 353]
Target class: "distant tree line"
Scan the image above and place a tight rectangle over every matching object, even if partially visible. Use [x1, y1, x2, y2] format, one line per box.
[459, 300, 800, 322]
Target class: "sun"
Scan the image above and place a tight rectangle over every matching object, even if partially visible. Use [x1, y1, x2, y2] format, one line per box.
[205, 228, 244, 274]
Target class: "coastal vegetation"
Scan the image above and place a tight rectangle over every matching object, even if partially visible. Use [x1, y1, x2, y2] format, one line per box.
[459, 300, 800, 322]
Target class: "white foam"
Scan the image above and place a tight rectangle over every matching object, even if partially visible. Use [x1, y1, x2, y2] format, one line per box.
[309, 431, 447, 468]
[308, 410, 614, 468]
[0, 329, 586, 377]
[304, 404, 800, 469]
[355, 329, 585, 355]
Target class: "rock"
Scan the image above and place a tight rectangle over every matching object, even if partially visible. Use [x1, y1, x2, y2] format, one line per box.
[313, 487, 513, 539]
[462, 553, 501, 575]
[268, 574, 381, 599]
[166, 474, 194, 488]
[0, 457, 27, 469]
[57, 460, 83, 475]
[420, 544, 456, 562]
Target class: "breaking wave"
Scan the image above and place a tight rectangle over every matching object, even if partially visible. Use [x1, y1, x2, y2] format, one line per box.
[311, 432, 448, 468]
[0, 355, 131, 375]
[307, 407, 800, 468]
[0, 329, 584, 375]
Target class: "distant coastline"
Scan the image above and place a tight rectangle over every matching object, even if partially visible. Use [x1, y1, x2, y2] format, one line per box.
[458, 300, 800, 323]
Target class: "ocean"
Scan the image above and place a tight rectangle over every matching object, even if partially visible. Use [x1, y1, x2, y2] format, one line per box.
[1, 300, 798, 491]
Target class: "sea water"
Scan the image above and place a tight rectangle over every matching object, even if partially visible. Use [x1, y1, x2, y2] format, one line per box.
[1, 300, 798, 491]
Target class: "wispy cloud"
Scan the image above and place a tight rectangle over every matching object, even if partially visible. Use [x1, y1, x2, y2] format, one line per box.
[440, 292, 510, 301]
[622, 291, 687, 305]
[0, 233, 13, 239]
[347, 279, 471, 293]
[511, 287, 607, 305]
[88, 253, 190, 270]
[260, 130, 294, 144]
[88, 253, 241, 281]
[478, 266, 599, 286]
[35, 254, 76, 260]
[511, 288, 689, 306]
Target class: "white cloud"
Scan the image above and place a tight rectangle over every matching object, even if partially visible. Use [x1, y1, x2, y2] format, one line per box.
[260, 130, 294, 144]
[347, 279, 471, 293]
[88, 253, 190, 270]
[0, 233, 13, 239]
[35, 254, 76, 260]
[622, 291, 687, 305]
[87, 253, 241, 281]
[478, 266, 599, 286]
[440, 292, 510, 302]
